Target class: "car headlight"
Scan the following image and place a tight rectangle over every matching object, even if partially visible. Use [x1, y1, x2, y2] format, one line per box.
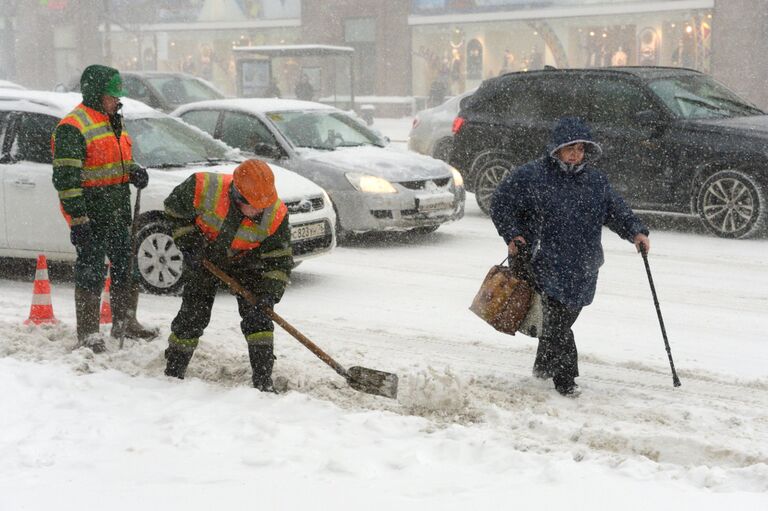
[450, 166, 464, 188]
[345, 172, 397, 194]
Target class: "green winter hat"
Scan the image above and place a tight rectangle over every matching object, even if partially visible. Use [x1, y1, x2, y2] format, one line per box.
[104, 72, 126, 97]
[81, 65, 125, 109]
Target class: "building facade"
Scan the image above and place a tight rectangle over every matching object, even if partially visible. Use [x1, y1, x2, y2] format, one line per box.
[2, 0, 768, 111]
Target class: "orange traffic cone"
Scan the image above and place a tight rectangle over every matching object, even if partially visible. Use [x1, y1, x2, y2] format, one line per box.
[100, 267, 112, 325]
[24, 254, 59, 325]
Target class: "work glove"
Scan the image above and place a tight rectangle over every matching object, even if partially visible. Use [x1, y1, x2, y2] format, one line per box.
[130, 165, 149, 189]
[254, 294, 275, 311]
[70, 221, 93, 248]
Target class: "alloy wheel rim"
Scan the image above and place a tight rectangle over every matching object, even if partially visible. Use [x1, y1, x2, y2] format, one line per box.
[137, 232, 183, 289]
[702, 177, 755, 234]
[477, 162, 509, 209]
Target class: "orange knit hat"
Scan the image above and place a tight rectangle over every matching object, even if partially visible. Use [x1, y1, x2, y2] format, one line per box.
[233, 159, 278, 209]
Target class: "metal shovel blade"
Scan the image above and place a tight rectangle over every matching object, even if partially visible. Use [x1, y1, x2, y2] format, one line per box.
[347, 366, 399, 399]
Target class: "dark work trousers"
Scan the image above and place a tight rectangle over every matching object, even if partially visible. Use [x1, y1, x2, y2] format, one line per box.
[170, 265, 274, 346]
[534, 295, 582, 381]
[75, 219, 131, 295]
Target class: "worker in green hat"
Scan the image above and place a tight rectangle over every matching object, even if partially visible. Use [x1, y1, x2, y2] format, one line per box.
[52, 64, 158, 352]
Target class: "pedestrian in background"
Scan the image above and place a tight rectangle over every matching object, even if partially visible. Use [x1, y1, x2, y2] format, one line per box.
[295, 73, 315, 101]
[52, 64, 157, 352]
[489, 117, 650, 396]
[162, 160, 293, 392]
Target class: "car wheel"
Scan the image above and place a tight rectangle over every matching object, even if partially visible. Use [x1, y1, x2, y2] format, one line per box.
[432, 138, 453, 162]
[474, 157, 512, 215]
[135, 220, 185, 295]
[696, 169, 767, 239]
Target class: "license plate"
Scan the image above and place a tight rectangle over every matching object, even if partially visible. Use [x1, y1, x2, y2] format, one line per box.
[417, 197, 454, 212]
[291, 221, 326, 241]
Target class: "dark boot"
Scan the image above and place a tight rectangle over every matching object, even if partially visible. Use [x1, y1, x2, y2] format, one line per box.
[553, 374, 580, 397]
[75, 287, 106, 353]
[164, 345, 194, 379]
[111, 284, 159, 341]
[532, 339, 553, 379]
[248, 344, 276, 393]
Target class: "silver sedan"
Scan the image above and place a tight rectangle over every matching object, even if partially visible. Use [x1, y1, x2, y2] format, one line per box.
[172, 99, 465, 238]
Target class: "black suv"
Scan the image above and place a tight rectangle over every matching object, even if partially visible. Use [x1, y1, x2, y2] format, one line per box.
[450, 67, 768, 239]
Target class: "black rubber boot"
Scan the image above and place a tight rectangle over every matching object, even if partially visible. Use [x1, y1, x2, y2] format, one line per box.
[164, 346, 194, 379]
[111, 284, 159, 341]
[553, 374, 580, 397]
[75, 287, 106, 353]
[532, 339, 553, 379]
[248, 344, 276, 393]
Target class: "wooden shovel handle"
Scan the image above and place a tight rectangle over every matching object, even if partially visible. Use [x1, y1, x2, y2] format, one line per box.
[201, 259, 350, 379]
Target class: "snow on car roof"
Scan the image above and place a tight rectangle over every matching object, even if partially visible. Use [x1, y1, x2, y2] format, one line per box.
[173, 98, 336, 115]
[0, 89, 162, 118]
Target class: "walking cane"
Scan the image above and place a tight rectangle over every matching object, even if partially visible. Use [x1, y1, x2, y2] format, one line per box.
[118, 187, 142, 350]
[640, 246, 681, 387]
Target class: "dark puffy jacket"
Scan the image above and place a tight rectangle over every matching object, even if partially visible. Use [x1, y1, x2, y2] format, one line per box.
[489, 117, 648, 308]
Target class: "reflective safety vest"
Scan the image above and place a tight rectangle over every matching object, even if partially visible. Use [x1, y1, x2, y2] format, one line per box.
[53, 103, 132, 188]
[193, 172, 287, 251]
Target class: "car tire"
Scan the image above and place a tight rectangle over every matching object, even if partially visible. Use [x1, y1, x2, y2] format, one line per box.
[473, 156, 513, 215]
[432, 138, 453, 162]
[696, 169, 767, 239]
[134, 220, 185, 295]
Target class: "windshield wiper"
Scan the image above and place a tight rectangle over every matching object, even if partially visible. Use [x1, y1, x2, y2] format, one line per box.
[297, 145, 333, 151]
[707, 95, 764, 115]
[674, 95, 729, 116]
[150, 162, 187, 169]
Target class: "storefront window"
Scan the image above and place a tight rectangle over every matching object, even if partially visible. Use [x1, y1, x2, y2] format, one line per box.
[411, 8, 714, 96]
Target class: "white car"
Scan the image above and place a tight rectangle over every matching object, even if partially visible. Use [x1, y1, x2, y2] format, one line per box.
[0, 90, 336, 294]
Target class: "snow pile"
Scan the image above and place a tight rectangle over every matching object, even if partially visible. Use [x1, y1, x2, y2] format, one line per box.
[398, 367, 469, 417]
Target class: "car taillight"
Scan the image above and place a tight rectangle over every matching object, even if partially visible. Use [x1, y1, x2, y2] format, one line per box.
[452, 116, 465, 134]
[412, 117, 420, 129]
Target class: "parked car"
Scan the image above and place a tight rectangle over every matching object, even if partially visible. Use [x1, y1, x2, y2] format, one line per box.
[450, 67, 768, 239]
[408, 90, 474, 162]
[172, 99, 465, 238]
[60, 71, 226, 113]
[0, 90, 336, 294]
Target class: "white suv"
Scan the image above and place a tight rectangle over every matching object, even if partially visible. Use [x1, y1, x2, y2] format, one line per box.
[0, 90, 336, 294]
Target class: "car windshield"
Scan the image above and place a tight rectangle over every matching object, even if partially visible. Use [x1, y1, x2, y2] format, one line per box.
[144, 76, 224, 105]
[266, 110, 384, 150]
[126, 116, 237, 168]
[648, 75, 764, 119]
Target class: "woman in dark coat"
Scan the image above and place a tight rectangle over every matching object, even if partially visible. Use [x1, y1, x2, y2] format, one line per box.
[490, 117, 650, 396]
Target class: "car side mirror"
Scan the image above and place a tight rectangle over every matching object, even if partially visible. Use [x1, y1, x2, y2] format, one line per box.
[253, 142, 283, 160]
[634, 109, 665, 126]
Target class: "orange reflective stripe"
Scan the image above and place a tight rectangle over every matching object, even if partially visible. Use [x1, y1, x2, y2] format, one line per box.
[193, 173, 229, 242]
[231, 200, 287, 251]
[54, 104, 132, 188]
[192, 172, 284, 251]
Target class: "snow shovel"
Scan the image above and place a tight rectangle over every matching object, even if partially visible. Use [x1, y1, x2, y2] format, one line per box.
[202, 259, 399, 399]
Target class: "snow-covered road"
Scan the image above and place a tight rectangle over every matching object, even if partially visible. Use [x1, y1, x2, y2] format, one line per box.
[2, 141, 767, 509]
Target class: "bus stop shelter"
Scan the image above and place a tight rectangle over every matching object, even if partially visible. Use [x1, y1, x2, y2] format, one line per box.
[233, 44, 356, 108]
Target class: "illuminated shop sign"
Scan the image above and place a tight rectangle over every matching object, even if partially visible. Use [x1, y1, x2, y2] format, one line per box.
[412, 0, 677, 14]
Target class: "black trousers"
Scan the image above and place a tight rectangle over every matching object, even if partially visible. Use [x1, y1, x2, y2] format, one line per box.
[534, 295, 582, 381]
[170, 266, 273, 348]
